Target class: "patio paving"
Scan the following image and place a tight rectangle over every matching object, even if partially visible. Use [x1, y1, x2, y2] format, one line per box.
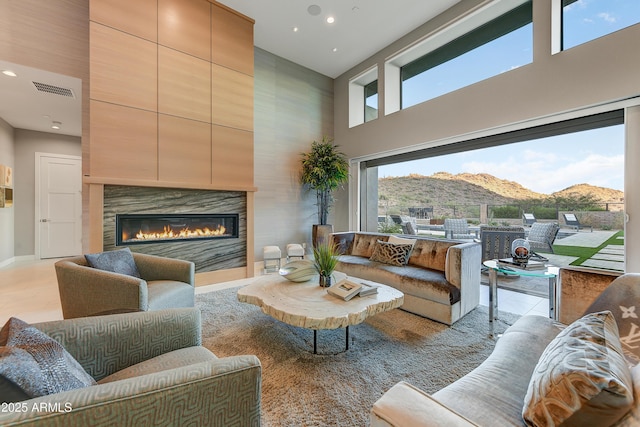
[581, 244, 625, 271]
[554, 230, 617, 248]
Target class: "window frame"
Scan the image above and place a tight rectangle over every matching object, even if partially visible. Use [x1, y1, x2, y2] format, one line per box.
[384, 0, 531, 115]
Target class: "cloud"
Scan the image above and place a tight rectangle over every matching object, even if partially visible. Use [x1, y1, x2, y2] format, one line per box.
[460, 151, 623, 194]
[598, 12, 617, 23]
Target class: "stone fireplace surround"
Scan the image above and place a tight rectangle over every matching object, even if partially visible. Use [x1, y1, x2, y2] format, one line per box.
[103, 185, 247, 273]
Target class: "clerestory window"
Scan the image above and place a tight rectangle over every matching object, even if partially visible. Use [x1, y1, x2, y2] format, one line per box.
[364, 80, 378, 123]
[401, 1, 532, 109]
[562, 0, 640, 51]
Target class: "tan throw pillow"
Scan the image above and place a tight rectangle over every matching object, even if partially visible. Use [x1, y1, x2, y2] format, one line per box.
[370, 240, 413, 266]
[523, 311, 634, 427]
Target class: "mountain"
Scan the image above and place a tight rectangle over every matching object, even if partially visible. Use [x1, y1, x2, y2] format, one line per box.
[378, 172, 624, 213]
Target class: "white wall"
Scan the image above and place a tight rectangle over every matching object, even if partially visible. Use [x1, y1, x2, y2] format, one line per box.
[14, 129, 81, 256]
[0, 118, 14, 265]
[333, 1, 640, 271]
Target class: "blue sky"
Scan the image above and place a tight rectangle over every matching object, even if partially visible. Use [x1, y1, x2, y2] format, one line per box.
[380, 0, 637, 194]
[379, 124, 624, 194]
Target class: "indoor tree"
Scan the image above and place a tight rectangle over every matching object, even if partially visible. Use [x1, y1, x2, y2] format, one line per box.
[300, 137, 349, 226]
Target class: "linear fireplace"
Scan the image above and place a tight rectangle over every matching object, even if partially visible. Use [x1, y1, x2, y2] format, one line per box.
[116, 213, 239, 246]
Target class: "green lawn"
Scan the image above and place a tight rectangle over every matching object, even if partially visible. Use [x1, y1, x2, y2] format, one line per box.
[552, 230, 624, 266]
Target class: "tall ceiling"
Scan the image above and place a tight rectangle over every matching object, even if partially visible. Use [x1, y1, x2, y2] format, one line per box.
[217, 0, 460, 78]
[0, 0, 460, 138]
[0, 59, 82, 137]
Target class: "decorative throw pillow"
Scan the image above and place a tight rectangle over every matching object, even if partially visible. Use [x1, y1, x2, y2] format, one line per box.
[369, 240, 414, 266]
[0, 317, 96, 398]
[523, 311, 634, 427]
[85, 247, 141, 278]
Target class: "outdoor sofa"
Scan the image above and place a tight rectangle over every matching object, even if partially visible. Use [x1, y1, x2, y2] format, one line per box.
[331, 231, 481, 325]
[0, 308, 262, 426]
[371, 269, 640, 427]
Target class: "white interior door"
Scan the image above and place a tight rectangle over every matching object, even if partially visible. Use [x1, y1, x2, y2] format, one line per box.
[37, 153, 82, 259]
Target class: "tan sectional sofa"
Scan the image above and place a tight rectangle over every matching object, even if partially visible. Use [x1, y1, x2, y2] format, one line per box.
[330, 232, 481, 325]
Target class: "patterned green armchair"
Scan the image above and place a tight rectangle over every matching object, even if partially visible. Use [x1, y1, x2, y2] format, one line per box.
[0, 308, 262, 426]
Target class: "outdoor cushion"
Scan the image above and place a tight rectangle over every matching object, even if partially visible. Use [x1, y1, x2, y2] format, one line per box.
[84, 247, 141, 278]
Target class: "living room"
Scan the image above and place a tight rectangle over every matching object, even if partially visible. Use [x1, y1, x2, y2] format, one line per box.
[2, 0, 640, 425]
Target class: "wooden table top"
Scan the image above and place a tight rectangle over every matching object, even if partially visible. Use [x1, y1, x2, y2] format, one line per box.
[237, 273, 404, 330]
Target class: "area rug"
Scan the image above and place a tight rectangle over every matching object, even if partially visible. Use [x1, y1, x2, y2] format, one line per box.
[196, 287, 520, 427]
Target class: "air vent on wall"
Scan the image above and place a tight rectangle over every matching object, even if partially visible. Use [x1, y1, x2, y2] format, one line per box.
[32, 81, 75, 98]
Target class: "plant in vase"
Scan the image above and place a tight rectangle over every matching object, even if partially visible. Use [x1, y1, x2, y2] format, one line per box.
[312, 241, 339, 287]
[300, 136, 349, 246]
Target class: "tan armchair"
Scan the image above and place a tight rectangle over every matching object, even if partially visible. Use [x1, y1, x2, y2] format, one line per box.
[55, 252, 195, 319]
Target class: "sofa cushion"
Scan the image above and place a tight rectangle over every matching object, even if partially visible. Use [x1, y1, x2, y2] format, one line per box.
[388, 235, 417, 246]
[523, 311, 633, 427]
[85, 247, 141, 278]
[98, 346, 216, 384]
[408, 239, 455, 272]
[336, 256, 460, 305]
[433, 315, 562, 426]
[351, 233, 387, 258]
[147, 280, 195, 310]
[370, 240, 414, 266]
[0, 317, 96, 398]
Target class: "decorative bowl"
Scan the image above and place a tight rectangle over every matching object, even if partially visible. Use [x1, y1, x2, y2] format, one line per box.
[279, 260, 317, 282]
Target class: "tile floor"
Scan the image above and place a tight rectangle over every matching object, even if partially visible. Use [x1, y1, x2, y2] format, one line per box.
[479, 284, 550, 317]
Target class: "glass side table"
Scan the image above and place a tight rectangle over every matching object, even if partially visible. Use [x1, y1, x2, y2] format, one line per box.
[483, 260, 559, 337]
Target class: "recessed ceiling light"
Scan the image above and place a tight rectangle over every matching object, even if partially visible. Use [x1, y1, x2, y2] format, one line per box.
[51, 121, 62, 130]
[2, 70, 17, 77]
[307, 5, 321, 16]
[293, 26, 299, 32]
[326, 16, 335, 24]
[332, 48, 338, 52]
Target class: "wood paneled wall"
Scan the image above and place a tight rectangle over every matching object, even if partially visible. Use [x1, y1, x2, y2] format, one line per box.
[86, 0, 256, 278]
[88, 0, 255, 190]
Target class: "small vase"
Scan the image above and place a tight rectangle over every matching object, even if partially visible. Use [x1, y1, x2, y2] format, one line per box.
[319, 274, 332, 288]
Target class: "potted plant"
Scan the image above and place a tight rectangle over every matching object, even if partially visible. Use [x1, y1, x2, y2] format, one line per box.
[312, 241, 339, 287]
[300, 137, 349, 247]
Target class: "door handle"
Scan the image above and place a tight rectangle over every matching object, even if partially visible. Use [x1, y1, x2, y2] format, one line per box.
[40, 219, 49, 223]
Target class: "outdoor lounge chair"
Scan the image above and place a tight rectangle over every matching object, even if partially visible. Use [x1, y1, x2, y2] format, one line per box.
[389, 215, 403, 225]
[523, 213, 536, 226]
[444, 218, 476, 240]
[563, 213, 593, 232]
[479, 225, 526, 261]
[526, 222, 559, 253]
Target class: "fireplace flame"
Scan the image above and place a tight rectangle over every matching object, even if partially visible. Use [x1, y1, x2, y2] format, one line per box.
[133, 224, 227, 242]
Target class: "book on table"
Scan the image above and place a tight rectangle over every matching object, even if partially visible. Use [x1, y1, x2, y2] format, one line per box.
[327, 279, 363, 301]
[328, 278, 380, 300]
[357, 281, 379, 297]
[497, 258, 547, 270]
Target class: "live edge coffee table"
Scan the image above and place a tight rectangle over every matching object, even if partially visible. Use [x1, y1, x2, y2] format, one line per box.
[237, 273, 404, 354]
